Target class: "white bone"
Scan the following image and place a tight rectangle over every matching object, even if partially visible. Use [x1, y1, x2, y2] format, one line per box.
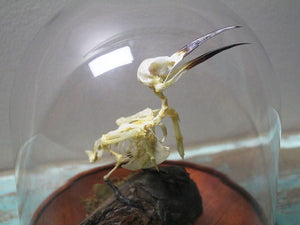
[137, 56, 176, 92]
[86, 26, 243, 180]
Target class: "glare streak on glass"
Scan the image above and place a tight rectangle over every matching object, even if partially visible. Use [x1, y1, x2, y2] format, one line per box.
[168, 132, 279, 160]
[280, 133, 300, 149]
[88, 46, 133, 77]
[168, 136, 266, 160]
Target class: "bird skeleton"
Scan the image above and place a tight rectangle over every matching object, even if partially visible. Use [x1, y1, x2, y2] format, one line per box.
[86, 25, 247, 181]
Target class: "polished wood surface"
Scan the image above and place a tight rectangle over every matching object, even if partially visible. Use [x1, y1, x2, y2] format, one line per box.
[31, 161, 266, 225]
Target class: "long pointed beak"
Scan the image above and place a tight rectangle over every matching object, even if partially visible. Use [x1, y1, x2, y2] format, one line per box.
[178, 42, 249, 71]
[158, 43, 249, 91]
[170, 25, 241, 65]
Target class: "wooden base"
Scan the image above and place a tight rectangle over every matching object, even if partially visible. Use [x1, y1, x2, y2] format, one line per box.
[31, 161, 268, 225]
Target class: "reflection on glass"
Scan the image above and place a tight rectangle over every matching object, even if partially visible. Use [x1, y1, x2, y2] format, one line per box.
[88, 46, 133, 77]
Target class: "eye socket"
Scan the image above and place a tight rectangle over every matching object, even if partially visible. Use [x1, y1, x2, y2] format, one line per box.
[149, 60, 175, 78]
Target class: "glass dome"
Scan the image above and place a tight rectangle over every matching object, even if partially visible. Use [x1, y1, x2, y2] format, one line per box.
[11, 0, 281, 224]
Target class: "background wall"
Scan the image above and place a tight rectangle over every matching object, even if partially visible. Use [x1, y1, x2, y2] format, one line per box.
[0, 0, 299, 170]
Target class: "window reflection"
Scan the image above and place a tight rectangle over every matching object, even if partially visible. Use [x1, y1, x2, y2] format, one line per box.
[88, 46, 133, 77]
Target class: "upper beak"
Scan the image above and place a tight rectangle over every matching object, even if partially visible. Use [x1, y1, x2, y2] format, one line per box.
[162, 43, 249, 89]
[155, 26, 250, 91]
[170, 25, 242, 66]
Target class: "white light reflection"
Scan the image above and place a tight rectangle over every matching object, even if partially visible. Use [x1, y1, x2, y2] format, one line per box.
[168, 136, 268, 160]
[168, 133, 300, 161]
[169, 132, 279, 160]
[281, 133, 300, 149]
[88, 46, 133, 77]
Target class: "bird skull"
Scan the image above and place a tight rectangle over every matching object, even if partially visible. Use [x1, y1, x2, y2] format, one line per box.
[137, 56, 176, 92]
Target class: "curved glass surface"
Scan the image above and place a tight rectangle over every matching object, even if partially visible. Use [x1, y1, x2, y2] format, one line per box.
[10, 1, 280, 224]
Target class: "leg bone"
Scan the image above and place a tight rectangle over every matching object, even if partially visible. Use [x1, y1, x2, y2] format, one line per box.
[103, 148, 125, 181]
[166, 107, 184, 159]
